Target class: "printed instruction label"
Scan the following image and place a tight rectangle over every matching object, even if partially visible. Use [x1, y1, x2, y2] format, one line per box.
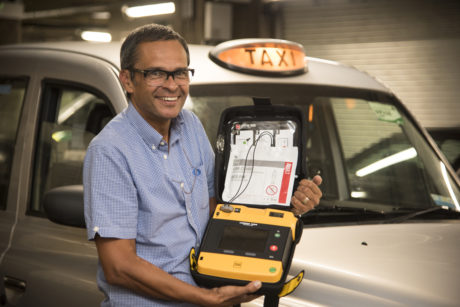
[431, 194, 456, 209]
[369, 102, 403, 124]
[222, 144, 298, 206]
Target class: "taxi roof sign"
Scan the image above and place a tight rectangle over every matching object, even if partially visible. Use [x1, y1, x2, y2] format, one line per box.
[209, 39, 308, 77]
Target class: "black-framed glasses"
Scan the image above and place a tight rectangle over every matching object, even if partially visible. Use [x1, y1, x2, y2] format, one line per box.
[130, 68, 194, 86]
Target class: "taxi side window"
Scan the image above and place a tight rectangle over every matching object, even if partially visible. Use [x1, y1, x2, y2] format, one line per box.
[332, 98, 431, 207]
[0, 78, 27, 210]
[30, 83, 114, 214]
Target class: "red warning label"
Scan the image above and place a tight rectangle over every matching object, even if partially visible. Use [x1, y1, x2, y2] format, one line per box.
[278, 162, 292, 204]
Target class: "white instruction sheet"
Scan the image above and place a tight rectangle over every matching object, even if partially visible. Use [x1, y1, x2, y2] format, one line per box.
[222, 144, 298, 206]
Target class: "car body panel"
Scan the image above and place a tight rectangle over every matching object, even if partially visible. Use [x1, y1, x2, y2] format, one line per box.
[2, 217, 103, 306]
[291, 223, 460, 306]
[0, 41, 459, 307]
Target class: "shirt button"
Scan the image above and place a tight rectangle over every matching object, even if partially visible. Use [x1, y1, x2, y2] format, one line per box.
[93, 226, 99, 232]
[151, 145, 156, 150]
[180, 182, 184, 188]
[163, 154, 168, 160]
[160, 141, 165, 146]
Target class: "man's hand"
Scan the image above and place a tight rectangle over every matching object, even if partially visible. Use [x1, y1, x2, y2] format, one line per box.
[291, 175, 322, 216]
[203, 280, 262, 307]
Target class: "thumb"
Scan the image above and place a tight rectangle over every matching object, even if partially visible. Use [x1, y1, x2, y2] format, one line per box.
[245, 280, 262, 293]
[312, 175, 322, 186]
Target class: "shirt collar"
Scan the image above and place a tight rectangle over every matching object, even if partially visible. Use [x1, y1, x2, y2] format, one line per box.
[125, 102, 185, 148]
[170, 113, 184, 146]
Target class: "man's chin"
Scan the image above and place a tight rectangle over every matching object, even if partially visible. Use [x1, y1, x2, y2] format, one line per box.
[161, 108, 183, 120]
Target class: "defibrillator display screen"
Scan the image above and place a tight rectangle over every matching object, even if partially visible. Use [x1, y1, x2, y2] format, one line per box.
[218, 225, 269, 253]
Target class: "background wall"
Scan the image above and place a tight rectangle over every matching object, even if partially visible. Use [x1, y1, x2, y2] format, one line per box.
[281, 0, 460, 128]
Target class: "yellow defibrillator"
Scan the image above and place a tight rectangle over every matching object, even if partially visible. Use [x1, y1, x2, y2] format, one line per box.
[189, 100, 307, 305]
[189, 50, 308, 305]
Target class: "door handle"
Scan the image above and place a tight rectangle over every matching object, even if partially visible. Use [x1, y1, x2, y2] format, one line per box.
[0, 276, 5, 306]
[4, 276, 26, 292]
[2, 276, 26, 305]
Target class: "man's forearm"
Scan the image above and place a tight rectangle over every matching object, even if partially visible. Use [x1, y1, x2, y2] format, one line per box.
[95, 236, 211, 304]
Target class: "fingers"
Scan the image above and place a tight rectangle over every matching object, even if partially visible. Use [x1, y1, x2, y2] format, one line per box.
[291, 194, 314, 215]
[208, 281, 262, 306]
[291, 176, 323, 215]
[229, 281, 262, 304]
[228, 280, 261, 297]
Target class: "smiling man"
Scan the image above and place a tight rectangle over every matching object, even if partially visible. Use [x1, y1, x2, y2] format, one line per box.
[121, 39, 189, 141]
[83, 24, 321, 307]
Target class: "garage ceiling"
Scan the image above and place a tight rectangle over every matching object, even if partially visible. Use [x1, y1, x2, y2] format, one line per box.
[3, 0, 273, 43]
[23, 0, 114, 12]
[19, 0, 175, 41]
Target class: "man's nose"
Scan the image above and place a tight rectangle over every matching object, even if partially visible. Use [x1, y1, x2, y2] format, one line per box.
[162, 75, 179, 89]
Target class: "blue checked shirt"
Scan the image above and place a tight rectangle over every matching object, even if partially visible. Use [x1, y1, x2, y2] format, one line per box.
[83, 103, 215, 307]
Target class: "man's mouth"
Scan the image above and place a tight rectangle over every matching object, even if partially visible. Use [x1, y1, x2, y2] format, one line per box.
[159, 96, 179, 102]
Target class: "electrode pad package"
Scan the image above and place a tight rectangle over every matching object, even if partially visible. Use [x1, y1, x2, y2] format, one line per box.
[222, 120, 298, 206]
[190, 104, 307, 304]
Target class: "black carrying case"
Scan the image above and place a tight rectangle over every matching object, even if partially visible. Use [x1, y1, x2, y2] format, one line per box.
[190, 102, 307, 301]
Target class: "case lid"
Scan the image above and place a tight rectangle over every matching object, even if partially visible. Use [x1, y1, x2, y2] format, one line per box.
[215, 102, 306, 210]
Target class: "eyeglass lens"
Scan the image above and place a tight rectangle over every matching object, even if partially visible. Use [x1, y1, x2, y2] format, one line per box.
[144, 69, 193, 86]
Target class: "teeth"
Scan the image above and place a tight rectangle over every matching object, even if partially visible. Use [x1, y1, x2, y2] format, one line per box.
[161, 97, 178, 101]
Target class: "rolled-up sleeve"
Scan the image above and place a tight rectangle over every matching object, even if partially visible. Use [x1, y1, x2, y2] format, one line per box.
[83, 143, 138, 240]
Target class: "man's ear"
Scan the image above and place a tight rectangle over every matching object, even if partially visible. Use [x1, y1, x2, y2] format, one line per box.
[119, 69, 135, 94]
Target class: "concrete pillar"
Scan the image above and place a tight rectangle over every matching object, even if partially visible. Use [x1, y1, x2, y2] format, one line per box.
[172, 0, 205, 44]
[232, 0, 262, 39]
[0, 1, 23, 45]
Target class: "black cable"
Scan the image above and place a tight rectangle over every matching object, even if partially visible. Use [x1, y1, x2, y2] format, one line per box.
[228, 142, 255, 203]
[229, 141, 257, 202]
[228, 131, 274, 203]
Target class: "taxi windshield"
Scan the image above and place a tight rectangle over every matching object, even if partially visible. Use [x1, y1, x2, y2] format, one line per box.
[188, 84, 460, 222]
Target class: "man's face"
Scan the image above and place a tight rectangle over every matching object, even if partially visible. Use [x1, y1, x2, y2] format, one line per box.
[121, 40, 189, 130]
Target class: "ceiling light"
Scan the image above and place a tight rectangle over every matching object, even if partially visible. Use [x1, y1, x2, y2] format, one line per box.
[81, 31, 112, 43]
[356, 147, 417, 177]
[92, 11, 111, 20]
[122, 2, 175, 18]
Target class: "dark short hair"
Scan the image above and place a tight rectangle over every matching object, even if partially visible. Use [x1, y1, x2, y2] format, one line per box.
[120, 24, 190, 71]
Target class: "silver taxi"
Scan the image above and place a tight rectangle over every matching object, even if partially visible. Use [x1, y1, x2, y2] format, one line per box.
[0, 39, 459, 307]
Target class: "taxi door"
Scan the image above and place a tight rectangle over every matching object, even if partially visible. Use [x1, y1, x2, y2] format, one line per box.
[0, 47, 126, 306]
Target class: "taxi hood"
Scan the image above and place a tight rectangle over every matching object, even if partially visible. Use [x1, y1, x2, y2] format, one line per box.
[281, 223, 460, 306]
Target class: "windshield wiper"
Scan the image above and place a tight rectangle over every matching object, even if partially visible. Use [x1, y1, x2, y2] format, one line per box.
[301, 204, 388, 225]
[302, 203, 459, 226]
[382, 206, 457, 224]
[306, 204, 386, 215]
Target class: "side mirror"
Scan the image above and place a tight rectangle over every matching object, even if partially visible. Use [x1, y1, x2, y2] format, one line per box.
[43, 185, 86, 228]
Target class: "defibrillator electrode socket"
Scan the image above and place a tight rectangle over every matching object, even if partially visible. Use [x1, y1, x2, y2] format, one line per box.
[220, 204, 234, 213]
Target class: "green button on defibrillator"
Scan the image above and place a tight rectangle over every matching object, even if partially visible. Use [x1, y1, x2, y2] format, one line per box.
[269, 267, 277, 273]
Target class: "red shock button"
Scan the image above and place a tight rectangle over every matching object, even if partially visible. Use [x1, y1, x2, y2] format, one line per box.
[270, 245, 278, 252]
